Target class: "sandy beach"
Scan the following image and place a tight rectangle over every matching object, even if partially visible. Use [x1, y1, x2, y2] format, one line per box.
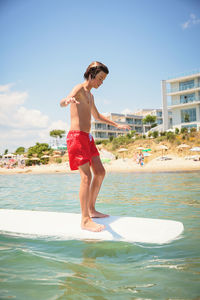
[1, 154, 200, 174]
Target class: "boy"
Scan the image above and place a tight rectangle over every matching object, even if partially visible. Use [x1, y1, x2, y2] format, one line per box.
[60, 61, 130, 232]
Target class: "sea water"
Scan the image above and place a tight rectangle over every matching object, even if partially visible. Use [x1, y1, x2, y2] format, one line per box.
[0, 172, 200, 300]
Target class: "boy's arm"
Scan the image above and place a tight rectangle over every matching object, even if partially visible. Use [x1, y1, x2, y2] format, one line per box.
[91, 99, 131, 130]
[60, 85, 81, 107]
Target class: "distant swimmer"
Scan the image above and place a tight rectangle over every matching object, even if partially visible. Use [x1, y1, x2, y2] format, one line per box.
[60, 61, 130, 232]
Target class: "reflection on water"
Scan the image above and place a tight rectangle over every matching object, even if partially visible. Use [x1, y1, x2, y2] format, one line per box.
[0, 172, 200, 299]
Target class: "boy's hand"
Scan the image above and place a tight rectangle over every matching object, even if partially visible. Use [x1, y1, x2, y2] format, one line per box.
[117, 124, 131, 130]
[63, 97, 80, 106]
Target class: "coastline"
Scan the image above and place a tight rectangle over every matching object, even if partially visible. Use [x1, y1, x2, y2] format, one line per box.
[1, 155, 200, 175]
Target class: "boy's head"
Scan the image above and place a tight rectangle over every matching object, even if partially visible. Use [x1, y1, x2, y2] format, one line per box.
[84, 61, 109, 80]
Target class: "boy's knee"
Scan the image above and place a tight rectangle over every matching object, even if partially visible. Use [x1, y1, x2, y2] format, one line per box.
[81, 172, 92, 185]
[95, 167, 106, 179]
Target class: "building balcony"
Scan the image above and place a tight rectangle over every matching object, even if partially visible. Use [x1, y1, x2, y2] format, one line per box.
[167, 83, 200, 96]
[169, 98, 200, 109]
[166, 69, 200, 82]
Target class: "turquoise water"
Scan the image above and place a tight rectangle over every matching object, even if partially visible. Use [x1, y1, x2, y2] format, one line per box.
[0, 172, 200, 300]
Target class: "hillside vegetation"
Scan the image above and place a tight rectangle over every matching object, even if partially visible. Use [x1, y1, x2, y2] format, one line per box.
[97, 128, 200, 161]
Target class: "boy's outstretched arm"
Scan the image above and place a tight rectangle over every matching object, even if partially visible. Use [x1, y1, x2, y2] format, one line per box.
[60, 85, 81, 107]
[91, 98, 131, 131]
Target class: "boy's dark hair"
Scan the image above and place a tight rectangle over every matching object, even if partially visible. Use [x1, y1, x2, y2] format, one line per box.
[84, 61, 109, 80]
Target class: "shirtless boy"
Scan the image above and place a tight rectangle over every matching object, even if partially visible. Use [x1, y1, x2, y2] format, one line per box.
[60, 61, 130, 232]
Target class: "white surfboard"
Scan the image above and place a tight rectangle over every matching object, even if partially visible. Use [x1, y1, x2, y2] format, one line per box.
[0, 209, 184, 244]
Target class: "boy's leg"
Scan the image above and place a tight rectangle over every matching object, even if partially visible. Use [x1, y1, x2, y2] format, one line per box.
[89, 156, 109, 218]
[78, 162, 105, 232]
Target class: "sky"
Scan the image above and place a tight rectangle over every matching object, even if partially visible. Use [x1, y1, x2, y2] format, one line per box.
[0, 0, 200, 153]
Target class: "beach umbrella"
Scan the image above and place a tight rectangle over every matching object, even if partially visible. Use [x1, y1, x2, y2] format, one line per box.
[142, 149, 151, 152]
[30, 157, 40, 161]
[58, 144, 67, 150]
[41, 155, 50, 158]
[53, 154, 61, 158]
[3, 153, 15, 159]
[190, 147, 200, 152]
[137, 147, 145, 150]
[53, 150, 61, 155]
[143, 152, 151, 157]
[177, 144, 190, 149]
[157, 145, 168, 157]
[118, 148, 128, 159]
[118, 148, 128, 153]
[157, 145, 168, 150]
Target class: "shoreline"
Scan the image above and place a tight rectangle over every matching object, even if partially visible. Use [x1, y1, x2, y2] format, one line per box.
[1, 156, 200, 175]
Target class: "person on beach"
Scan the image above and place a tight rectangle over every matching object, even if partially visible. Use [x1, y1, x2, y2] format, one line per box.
[60, 61, 130, 232]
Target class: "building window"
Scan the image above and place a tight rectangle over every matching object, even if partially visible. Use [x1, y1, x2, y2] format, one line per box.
[180, 93, 195, 104]
[135, 126, 143, 133]
[95, 132, 107, 138]
[181, 124, 197, 129]
[126, 118, 133, 124]
[134, 119, 142, 125]
[107, 125, 115, 130]
[95, 123, 107, 130]
[157, 119, 163, 125]
[181, 108, 196, 123]
[179, 80, 194, 91]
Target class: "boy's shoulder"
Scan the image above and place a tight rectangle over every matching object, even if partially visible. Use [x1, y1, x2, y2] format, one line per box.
[72, 83, 84, 94]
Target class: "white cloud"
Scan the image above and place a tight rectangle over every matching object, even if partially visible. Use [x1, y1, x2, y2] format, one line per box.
[0, 84, 69, 153]
[182, 13, 200, 29]
[0, 83, 14, 93]
[15, 107, 49, 128]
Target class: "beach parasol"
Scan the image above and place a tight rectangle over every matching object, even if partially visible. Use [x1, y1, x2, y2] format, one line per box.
[190, 147, 200, 152]
[137, 147, 145, 150]
[157, 145, 168, 150]
[53, 151, 61, 155]
[143, 152, 151, 157]
[41, 155, 50, 158]
[30, 157, 40, 161]
[53, 154, 61, 158]
[142, 148, 151, 152]
[58, 144, 67, 150]
[157, 145, 168, 157]
[177, 144, 190, 149]
[118, 148, 128, 159]
[118, 148, 128, 153]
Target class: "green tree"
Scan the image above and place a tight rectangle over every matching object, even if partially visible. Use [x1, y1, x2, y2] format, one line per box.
[4, 149, 8, 155]
[28, 143, 50, 159]
[175, 128, 179, 135]
[152, 131, 159, 138]
[15, 147, 25, 155]
[181, 127, 188, 134]
[50, 129, 66, 146]
[142, 115, 157, 128]
[184, 113, 190, 123]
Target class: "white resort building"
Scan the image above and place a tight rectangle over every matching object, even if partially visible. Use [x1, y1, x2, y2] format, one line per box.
[91, 110, 166, 140]
[162, 70, 200, 131]
[91, 113, 143, 140]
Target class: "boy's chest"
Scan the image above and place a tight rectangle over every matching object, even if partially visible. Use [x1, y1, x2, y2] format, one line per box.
[82, 90, 92, 105]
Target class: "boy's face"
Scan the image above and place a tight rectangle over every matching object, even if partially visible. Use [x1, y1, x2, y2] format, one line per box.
[92, 71, 107, 89]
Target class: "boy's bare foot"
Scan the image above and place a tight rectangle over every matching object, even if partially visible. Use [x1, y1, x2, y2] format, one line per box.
[89, 209, 110, 218]
[81, 217, 105, 232]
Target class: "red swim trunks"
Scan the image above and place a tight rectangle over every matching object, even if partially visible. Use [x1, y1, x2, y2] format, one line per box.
[66, 130, 99, 170]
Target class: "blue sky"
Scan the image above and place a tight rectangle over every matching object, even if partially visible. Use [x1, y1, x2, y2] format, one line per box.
[0, 0, 200, 153]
